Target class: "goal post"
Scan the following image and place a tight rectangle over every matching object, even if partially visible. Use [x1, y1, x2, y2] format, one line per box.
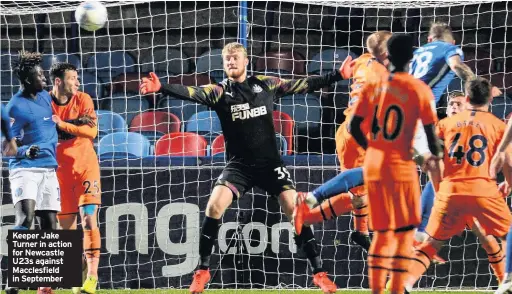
[0, 0, 510, 291]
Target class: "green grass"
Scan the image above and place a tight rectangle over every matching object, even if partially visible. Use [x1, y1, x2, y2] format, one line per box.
[17, 290, 495, 294]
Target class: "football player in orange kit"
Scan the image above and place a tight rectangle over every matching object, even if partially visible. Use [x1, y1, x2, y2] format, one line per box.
[404, 77, 512, 292]
[349, 34, 442, 294]
[294, 31, 391, 250]
[49, 62, 101, 294]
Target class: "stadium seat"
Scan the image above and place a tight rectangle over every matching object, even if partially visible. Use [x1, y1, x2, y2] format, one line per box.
[490, 95, 512, 120]
[129, 111, 181, 141]
[110, 72, 143, 94]
[81, 72, 104, 98]
[254, 51, 306, 76]
[1, 74, 20, 101]
[42, 53, 81, 72]
[139, 47, 190, 75]
[98, 132, 150, 158]
[273, 110, 294, 155]
[86, 51, 136, 81]
[156, 97, 208, 126]
[211, 134, 225, 156]
[154, 132, 208, 156]
[210, 133, 288, 156]
[447, 77, 464, 93]
[195, 49, 225, 82]
[101, 93, 150, 126]
[167, 74, 212, 86]
[307, 48, 359, 75]
[96, 110, 128, 137]
[185, 111, 222, 135]
[276, 93, 322, 136]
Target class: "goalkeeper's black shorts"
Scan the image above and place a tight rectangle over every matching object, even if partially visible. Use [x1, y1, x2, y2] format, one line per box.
[215, 161, 296, 199]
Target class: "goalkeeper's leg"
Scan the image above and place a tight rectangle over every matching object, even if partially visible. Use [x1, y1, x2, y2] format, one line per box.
[280, 190, 337, 293]
[190, 185, 234, 294]
[470, 219, 506, 283]
[58, 213, 87, 294]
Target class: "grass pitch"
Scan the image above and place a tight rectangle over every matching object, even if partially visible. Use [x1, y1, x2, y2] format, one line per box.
[18, 290, 495, 293]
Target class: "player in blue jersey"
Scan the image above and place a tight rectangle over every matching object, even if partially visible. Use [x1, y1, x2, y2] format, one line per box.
[1, 104, 17, 156]
[5, 51, 60, 294]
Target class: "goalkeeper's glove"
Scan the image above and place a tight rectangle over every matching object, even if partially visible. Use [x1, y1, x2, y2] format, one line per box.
[139, 72, 162, 95]
[339, 55, 355, 80]
[25, 145, 40, 159]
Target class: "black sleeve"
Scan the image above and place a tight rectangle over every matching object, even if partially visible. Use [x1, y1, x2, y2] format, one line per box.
[256, 71, 343, 99]
[159, 83, 224, 107]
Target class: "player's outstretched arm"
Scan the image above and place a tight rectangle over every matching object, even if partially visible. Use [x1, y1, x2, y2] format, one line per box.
[448, 55, 502, 97]
[140, 72, 221, 107]
[264, 55, 354, 98]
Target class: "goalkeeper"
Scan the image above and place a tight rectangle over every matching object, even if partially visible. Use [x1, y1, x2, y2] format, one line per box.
[140, 42, 353, 294]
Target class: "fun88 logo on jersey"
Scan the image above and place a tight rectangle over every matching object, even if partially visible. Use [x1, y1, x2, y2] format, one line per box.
[231, 103, 267, 121]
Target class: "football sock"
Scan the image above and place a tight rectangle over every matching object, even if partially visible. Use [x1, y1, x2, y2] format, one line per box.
[305, 193, 353, 225]
[295, 226, 324, 273]
[198, 216, 220, 270]
[353, 203, 369, 234]
[481, 235, 505, 283]
[405, 241, 437, 287]
[368, 231, 393, 293]
[388, 230, 415, 294]
[84, 228, 101, 277]
[418, 181, 435, 233]
[312, 167, 364, 202]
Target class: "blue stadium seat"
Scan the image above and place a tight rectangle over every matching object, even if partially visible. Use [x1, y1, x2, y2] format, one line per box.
[81, 72, 104, 98]
[185, 111, 222, 135]
[1, 75, 20, 101]
[86, 51, 135, 82]
[42, 53, 81, 72]
[490, 95, 512, 120]
[307, 48, 359, 75]
[96, 110, 128, 137]
[157, 97, 208, 127]
[139, 47, 190, 75]
[196, 49, 226, 82]
[276, 93, 322, 136]
[100, 94, 150, 126]
[98, 132, 150, 158]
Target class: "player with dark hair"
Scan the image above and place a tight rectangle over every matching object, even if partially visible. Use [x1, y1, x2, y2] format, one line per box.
[49, 62, 100, 294]
[1, 104, 17, 156]
[349, 33, 442, 294]
[404, 77, 512, 292]
[140, 42, 354, 294]
[5, 51, 60, 294]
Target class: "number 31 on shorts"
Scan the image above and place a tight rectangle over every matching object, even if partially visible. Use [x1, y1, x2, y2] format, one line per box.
[274, 167, 293, 182]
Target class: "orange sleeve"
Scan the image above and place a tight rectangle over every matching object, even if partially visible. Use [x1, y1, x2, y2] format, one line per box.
[417, 81, 437, 126]
[353, 84, 373, 118]
[57, 93, 98, 139]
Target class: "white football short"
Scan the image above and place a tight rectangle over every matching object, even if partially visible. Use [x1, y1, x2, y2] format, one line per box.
[413, 100, 437, 156]
[9, 168, 61, 211]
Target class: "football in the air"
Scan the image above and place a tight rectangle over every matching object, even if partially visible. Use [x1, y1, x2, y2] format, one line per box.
[75, 1, 108, 32]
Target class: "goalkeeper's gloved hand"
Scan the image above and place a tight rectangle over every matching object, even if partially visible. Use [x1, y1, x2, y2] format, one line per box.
[339, 55, 355, 80]
[139, 72, 162, 95]
[25, 145, 40, 159]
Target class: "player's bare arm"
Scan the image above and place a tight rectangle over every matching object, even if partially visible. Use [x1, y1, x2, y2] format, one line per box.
[448, 55, 502, 97]
[423, 123, 443, 190]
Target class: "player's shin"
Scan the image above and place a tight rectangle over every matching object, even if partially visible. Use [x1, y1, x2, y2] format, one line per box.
[417, 182, 435, 239]
[405, 239, 440, 288]
[198, 216, 220, 269]
[295, 226, 323, 273]
[81, 205, 100, 279]
[353, 202, 369, 234]
[389, 229, 415, 294]
[304, 194, 353, 225]
[480, 235, 506, 283]
[368, 231, 393, 293]
[504, 226, 512, 282]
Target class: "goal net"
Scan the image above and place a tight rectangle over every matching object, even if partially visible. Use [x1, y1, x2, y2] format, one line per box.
[0, 0, 510, 291]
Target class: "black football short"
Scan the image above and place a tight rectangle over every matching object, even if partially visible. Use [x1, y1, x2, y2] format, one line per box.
[215, 161, 296, 198]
